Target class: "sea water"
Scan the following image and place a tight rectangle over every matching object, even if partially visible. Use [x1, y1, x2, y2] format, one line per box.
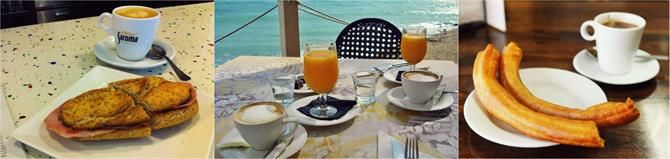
[214, 0, 458, 65]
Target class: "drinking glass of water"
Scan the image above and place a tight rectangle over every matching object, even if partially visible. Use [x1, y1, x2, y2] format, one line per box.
[351, 71, 379, 105]
[270, 74, 296, 107]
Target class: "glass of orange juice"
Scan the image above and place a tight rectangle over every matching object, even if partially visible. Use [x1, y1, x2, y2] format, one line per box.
[303, 43, 339, 118]
[400, 27, 427, 71]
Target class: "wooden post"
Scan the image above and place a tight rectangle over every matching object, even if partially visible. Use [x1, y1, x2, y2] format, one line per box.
[278, 0, 300, 57]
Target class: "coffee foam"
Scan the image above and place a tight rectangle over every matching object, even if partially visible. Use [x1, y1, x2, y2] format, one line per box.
[406, 72, 438, 82]
[115, 7, 158, 18]
[237, 104, 282, 124]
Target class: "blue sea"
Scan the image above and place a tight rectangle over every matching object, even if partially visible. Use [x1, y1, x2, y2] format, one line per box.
[214, 0, 458, 65]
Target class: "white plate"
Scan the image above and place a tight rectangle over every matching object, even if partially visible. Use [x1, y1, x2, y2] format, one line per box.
[386, 87, 454, 111]
[286, 95, 361, 126]
[293, 74, 314, 94]
[382, 66, 430, 84]
[12, 66, 214, 158]
[94, 36, 176, 69]
[217, 124, 307, 158]
[463, 68, 607, 148]
[573, 49, 660, 85]
[0, 86, 27, 158]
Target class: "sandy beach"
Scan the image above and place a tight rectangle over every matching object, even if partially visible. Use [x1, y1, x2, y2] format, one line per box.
[425, 28, 458, 63]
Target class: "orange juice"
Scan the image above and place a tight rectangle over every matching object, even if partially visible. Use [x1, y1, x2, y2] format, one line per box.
[400, 34, 427, 64]
[304, 50, 339, 93]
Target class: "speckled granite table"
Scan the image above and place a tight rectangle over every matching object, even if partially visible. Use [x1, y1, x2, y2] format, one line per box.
[214, 56, 458, 158]
[0, 3, 213, 158]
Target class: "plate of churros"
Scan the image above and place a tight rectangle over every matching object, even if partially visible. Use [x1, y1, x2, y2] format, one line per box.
[464, 43, 640, 148]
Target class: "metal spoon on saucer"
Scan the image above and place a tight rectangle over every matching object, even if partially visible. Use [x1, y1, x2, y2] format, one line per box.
[586, 46, 668, 61]
[147, 44, 191, 81]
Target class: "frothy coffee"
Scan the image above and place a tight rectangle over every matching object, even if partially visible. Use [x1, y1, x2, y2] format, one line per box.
[404, 71, 439, 82]
[602, 20, 637, 29]
[235, 102, 283, 125]
[115, 7, 158, 19]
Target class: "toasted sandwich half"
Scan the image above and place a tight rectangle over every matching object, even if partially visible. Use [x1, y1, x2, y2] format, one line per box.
[110, 77, 199, 130]
[44, 87, 151, 141]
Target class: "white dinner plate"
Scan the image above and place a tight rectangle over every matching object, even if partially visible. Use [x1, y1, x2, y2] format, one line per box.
[217, 124, 307, 158]
[12, 66, 214, 158]
[286, 95, 361, 126]
[386, 87, 454, 111]
[573, 49, 660, 85]
[463, 68, 607, 148]
[94, 36, 176, 69]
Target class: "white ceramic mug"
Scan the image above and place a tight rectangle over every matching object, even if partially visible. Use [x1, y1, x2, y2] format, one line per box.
[580, 12, 646, 75]
[233, 102, 298, 150]
[98, 6, 160, 61]
[401, 71, 442, 104]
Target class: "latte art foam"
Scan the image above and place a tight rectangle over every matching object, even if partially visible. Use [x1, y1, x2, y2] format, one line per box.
[238, 104, 282, 124]
[406, 73, 438, 82]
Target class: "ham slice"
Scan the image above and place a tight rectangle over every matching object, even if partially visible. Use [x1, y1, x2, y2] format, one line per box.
[172, 84, 198, 109]
[44, 107, 115, 138]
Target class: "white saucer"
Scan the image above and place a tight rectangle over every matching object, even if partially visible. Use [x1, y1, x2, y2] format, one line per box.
[293, 74, 314, 94]
[382, 66, 431, 84]
[463, 68, 607, 148]
[94, 36, 176, 69]
[218, 124, 307, 159]
[573, 49, 660, 85]
[386, 87, 454, 111]
[286, 95, 361, 126]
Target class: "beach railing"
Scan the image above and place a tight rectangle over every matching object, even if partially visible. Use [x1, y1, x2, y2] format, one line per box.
[279, 0, 300, 57]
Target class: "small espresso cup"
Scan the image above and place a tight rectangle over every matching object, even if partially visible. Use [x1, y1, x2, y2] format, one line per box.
[233, 102, 298, 150]
[580, 12, 646, 75]
[401, 70, 442, 104]
[98, 6, 160, 61]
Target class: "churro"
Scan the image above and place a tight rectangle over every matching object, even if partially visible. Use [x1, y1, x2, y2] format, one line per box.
[473, 44, 604, 148]
[499, 42, 640, 128]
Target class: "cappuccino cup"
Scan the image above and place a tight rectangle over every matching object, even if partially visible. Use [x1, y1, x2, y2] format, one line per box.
[98, 6, 160, 61]
[233, 102, 298, 150]
[580, 12, 646, 75]
[401, 71, 442, 104]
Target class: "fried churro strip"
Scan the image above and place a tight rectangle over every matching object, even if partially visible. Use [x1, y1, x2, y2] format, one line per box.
[473, 44, 604, 148]
[500, 42, 640, 128]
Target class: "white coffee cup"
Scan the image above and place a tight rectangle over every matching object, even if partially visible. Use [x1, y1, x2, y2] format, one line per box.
[580, 12, 646, 75]
[98, 6, 160, 61]
[401, 71, 442, 104]
[233, 102, 298, 150]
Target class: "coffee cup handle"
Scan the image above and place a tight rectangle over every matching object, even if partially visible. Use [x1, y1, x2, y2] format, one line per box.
[281, 116, 299, 138]
[98, 12, 114, 35]
[580, 20, 596, 41]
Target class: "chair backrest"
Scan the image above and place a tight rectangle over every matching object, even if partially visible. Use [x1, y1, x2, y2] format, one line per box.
[335, 18, 402, 59]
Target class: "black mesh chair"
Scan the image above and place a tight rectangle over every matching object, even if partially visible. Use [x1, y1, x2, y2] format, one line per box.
[335, 18, 402, 59]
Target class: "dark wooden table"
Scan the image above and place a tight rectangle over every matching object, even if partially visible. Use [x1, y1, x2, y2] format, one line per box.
[459, 1, 669, 158]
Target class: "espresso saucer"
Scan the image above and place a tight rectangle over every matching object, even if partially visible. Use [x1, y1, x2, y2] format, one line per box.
[386, 86, 454, 111]
[94, 36, 176, 69]
[286, 95, 361, 126]
[572, 49, 660, 85]
[382, 65, 432, 84]
[217, 124, 307, 159]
